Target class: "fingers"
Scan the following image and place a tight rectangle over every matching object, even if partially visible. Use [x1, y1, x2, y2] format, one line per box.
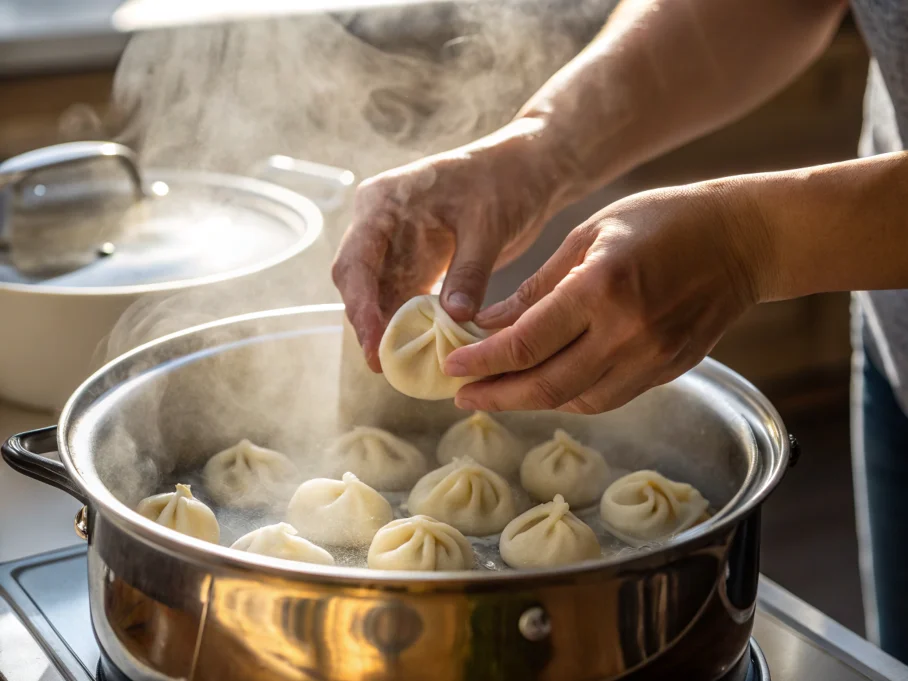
[440, 231, 501, 322]
[556, 344, 700, 415]
[445, 277, 590, 378]
[475, 224, 596, 328]
[453, 332, 608, 412]
[332, 213, 393, 372]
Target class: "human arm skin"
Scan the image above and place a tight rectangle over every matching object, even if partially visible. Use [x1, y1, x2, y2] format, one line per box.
[517, 0, 850, 206]
[331, 0, 849, 370]
[445, 152, 908, 414]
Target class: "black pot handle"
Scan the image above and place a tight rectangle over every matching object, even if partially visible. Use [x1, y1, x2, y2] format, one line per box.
[1, 426, 88, 504]
[789, 434, 801, 468]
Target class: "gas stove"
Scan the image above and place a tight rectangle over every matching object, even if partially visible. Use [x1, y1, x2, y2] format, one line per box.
[1, 547, 906, 681]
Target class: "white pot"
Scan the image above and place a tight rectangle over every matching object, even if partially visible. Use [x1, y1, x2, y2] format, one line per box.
[0, 142, 343, 411]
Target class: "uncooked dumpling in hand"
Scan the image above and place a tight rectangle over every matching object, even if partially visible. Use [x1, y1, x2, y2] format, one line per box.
[379, 295, 488, 400]
[599, 470, 710, 547]
[231, 523, 334, 565]
[408, 457, 517, 536]
[136, 483, 220, 543]
[500, 494, 600, 569]
[328, 427, 427, 491]
[437, 411, 525, 476]
[521, 430, 609, 507]
[203, 439, 298, 509]
[287, 472, 394, 547]
[368, 516, 474, 571]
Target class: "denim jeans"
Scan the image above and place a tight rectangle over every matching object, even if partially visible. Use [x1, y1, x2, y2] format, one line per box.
[856, 352, 908, 662]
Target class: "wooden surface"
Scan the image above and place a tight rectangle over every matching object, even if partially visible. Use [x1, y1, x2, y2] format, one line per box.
[0, 70, 114, 159]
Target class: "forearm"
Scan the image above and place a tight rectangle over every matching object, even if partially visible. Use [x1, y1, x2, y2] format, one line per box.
[728, 153, 908, 301]
[520, 0, 847, 208]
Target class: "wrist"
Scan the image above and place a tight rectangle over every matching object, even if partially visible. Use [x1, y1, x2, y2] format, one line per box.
[478, 116, 584, 221]
[704, 176, 783, 305]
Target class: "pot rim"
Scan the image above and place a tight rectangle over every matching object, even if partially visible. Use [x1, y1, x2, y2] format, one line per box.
[0, 169, 323, 297]
[58, 304, 790, 585]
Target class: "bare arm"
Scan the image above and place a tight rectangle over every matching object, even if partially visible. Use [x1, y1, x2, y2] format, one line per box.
[333, 0, 850, 369]
[522, 0, 849, 208]
[751, 152, 908, 300]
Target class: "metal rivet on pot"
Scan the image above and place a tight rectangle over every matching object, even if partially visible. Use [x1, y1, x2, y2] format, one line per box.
[74, 506, 89, 541]
[518, 607, 551, 641]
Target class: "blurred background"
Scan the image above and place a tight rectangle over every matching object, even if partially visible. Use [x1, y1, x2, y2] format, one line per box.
[0, 0, 867, 631]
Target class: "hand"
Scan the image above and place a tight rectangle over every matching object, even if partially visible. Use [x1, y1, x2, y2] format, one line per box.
[445, 181, 773, 413]
[332, 119, 570, 371]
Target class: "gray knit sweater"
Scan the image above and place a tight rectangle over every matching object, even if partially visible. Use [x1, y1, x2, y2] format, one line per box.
[848, 0, 908, 415]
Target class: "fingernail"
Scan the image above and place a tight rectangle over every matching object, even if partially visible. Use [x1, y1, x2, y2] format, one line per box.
[445, 358, 468, 377]
[447, 291, 474, 314]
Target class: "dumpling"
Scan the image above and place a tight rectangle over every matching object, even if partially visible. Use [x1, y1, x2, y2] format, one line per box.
[437, 411, 525, 476]
[378, 294, 489, 400]
[287, 472, 394, 547]
[520, 430, 609, 508]
[599, 470, 710, 547]
[231, 523, 335, 565]
[368, 516, 474, 571]
[136, 483, 220, 543]
[500, 494, 600, 568]
[203, 439, 298, 509]
[407, 457, 517, 536]
[328, 427, 427, 491]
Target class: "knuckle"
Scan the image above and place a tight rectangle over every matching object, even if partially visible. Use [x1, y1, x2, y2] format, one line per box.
[565, 394, 601, 415]
[651, 332, 684, 364]
[330, 258, 346, 287]
[529, 375, 567, 410]
[507, 332, 539, 369]
[514, 275, 539, 309]
[451, 260, 489, 290]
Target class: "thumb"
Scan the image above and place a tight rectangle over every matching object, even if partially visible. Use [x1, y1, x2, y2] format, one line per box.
[440, 232, 501, 322]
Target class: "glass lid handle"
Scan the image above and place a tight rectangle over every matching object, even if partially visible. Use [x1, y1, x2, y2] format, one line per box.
[0, 141, 147, 198]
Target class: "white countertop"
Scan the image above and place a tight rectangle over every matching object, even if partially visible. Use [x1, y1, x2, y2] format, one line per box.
[0, 402, 83, 563]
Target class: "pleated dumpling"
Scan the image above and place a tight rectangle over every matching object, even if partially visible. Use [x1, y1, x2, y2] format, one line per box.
[600, 470, 710, 547]
[231, 523, 335, 565]
[203, 439, 298, 509]
[500, 494, 601, 568]
[136, 483, 220, 543]
[328, 427, 427, 491]
[408, 457, 517, 536]
[437, 411, 525, 476]
[287, 472, 394, 547]
[368, 516, 474, 571]
[521, 430, 609, 507]
[379, 295, 489, 400]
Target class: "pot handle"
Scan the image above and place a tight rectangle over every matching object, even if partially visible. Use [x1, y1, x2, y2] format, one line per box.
[249, 155, 355, 213]
[1, 426, 88, 504]
[0, 141, 146, 197]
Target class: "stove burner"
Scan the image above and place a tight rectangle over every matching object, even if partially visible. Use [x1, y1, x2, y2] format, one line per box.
[96, 640, 771, 681]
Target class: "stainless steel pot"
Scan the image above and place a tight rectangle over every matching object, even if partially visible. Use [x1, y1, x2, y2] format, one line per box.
[0, 142, 347, 411]
[2, 305, 795, 681]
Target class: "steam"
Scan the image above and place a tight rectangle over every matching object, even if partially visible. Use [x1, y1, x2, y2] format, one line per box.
[92, 0, 616, 383]
[82, 1, 627, 557]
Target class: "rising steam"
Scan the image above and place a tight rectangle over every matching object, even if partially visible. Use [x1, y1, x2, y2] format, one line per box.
[81, 1, 623, 550]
